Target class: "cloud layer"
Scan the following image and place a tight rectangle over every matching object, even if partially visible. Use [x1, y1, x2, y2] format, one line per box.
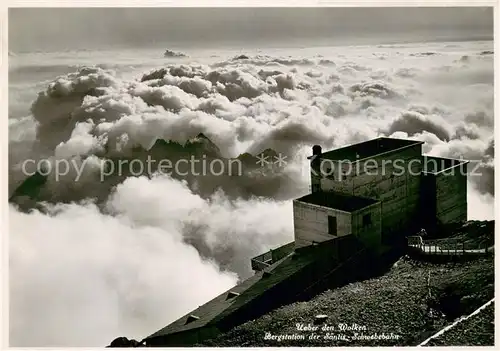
[8, 41, 494, 346]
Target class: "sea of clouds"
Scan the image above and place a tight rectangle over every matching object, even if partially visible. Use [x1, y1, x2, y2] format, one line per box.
[8, 41, 494, 346]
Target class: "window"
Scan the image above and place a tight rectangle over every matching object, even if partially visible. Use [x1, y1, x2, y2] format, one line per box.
[324, 167, 331, 177]
[328, 216, 337, 236]
[363, 213, 372, 227]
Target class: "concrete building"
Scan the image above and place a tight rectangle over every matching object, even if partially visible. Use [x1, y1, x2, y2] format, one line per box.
[143, 137, 468, 346]
[304, 137, 468, 245]
[420, 155, 468, 231]
[293, 192, 381, 249]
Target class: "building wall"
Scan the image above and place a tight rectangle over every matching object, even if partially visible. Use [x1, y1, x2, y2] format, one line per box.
[293, 200, 352, 249]
[316, 144, 423, 241]
[351, 202, 382, 250]
[420, 173, 437, 231]
[434, 166, 467, 224]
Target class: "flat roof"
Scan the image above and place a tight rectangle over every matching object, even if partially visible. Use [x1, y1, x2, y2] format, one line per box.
[422, 155, 469, 175]
[320, 137, 424, 162]
[295, 191, 379, 212]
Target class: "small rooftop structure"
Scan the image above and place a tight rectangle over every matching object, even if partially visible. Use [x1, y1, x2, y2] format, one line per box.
[185, 315, 200, 324]
[296, 191, 379, 213]
[320, 137, 424, 162]
[226, 291, 240, 300]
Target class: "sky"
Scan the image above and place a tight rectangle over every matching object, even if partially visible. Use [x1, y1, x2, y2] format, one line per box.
[7, 6, 495, 346]
[9, 7, 494, 52]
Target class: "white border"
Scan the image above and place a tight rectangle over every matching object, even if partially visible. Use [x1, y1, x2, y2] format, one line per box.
[3, 1, 500, 6]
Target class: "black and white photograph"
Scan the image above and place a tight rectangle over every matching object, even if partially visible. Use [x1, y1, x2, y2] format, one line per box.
[6, 5, 496, 347]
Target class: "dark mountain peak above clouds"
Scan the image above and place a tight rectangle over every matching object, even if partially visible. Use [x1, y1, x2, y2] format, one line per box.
[236, 147, 279, 159]
[164, 49, 188, 58]
[235, 148, 282, 171]
[233, 54, 250, 60]
[485, 139, 494, 158]
[145, 134, 222, 159]
[193, 132, 209, 141]
[259, 148, 279, 159]
[409, 52, 438, 57]
[141, 68, 168, 82]
[185, 133, 221, 155]
[236, 152, 256, 163]
[9, 171, 47, 202]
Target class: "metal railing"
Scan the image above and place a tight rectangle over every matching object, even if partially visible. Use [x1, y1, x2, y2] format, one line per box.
[251, 242, 295, 272]
[251, 250, 273, 272]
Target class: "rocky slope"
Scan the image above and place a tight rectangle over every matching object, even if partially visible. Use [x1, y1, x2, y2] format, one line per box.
[201, 221, 494, 347]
